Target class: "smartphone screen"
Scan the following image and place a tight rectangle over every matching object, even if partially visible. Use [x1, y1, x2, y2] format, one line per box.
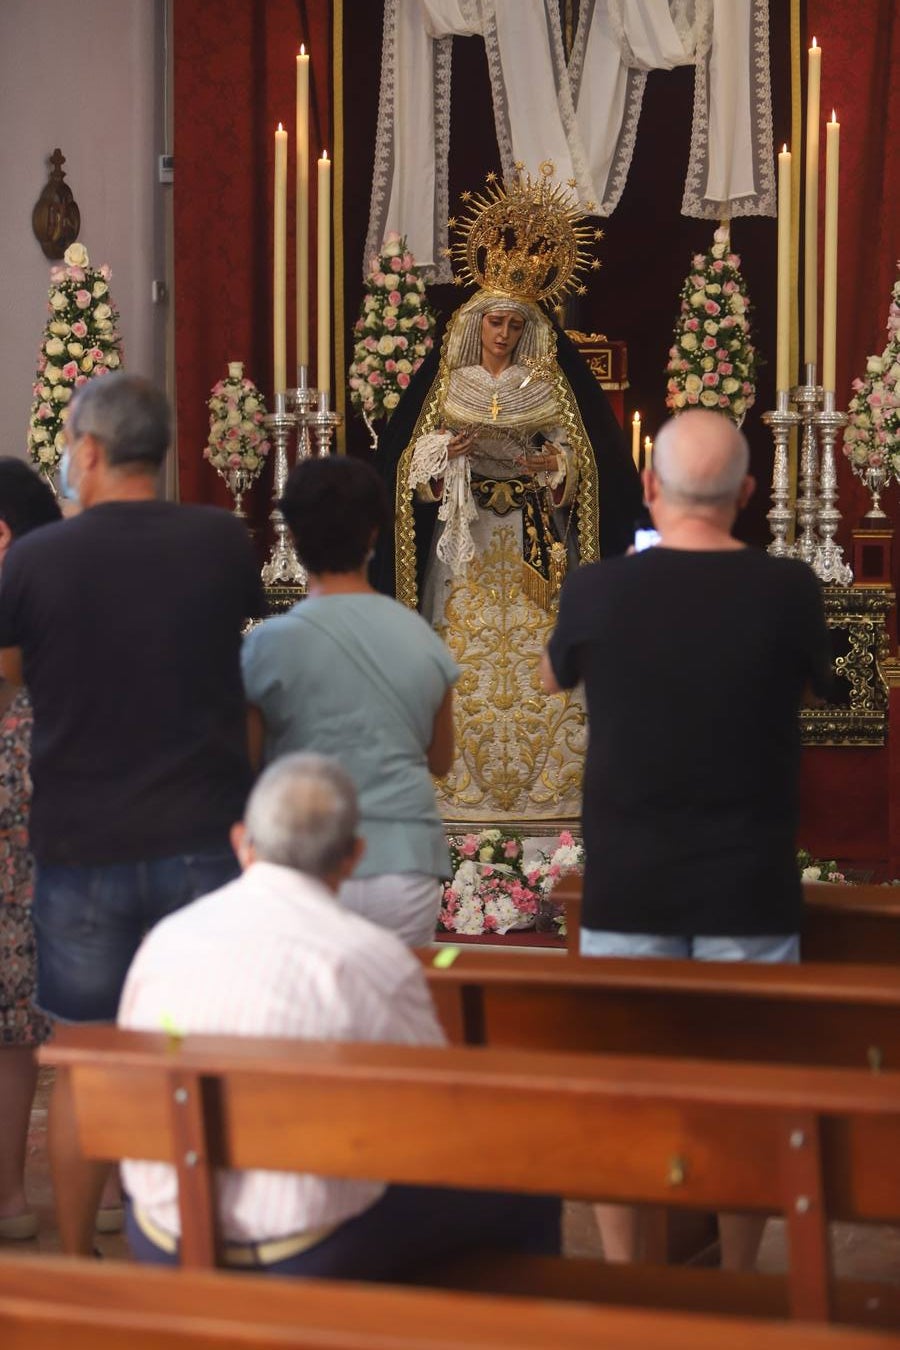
[634, 528, 661, 552]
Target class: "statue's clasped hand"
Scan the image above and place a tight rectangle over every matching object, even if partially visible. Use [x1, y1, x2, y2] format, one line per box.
[446, 428, 476, 460]
[516, 443, 562, 477]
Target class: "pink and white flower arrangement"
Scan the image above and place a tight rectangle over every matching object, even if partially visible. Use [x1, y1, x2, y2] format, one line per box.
[348, 233, 437, 438]
[27, 241, 123, 477]
[203, 361, 270, 480]
[440, 829, 584, 937]
[842, 268, 900, 480]
[665, 226, 757, 424]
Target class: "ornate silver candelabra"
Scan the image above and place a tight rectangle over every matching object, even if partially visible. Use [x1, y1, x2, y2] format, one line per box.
[765, 363, 853, 585]
[261, 393, 306, 591]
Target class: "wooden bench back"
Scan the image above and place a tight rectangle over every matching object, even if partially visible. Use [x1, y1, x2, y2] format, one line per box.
[422, 948, 900, 1070]
[42, 1026, 900, 1321]
[2, 1254, 898, 1350]
[553, 879, 900, 962]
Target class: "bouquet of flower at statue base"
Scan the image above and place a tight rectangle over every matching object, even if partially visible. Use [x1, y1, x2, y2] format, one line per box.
[348, 232, 436, 437]
[665, 225, 757, 424]
[27, 241, 123, 476]
[203, 362, 270, 482]
[797, 849, 847, 885]
[842, 270, 900, 481]
[439, 829, 583, 937]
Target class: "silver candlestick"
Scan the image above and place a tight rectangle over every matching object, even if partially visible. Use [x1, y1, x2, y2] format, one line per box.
[762, 390, 800, 558]
[793, 363, 823, 566]
[261, 393, 306, 592]
[299, 390, 343, 457]
[288, 365, 319, 460]
[813, 390, 853, 585]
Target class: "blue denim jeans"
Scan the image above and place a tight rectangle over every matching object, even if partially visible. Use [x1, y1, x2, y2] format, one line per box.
[580, 929, 800, 963]
[33, 849, 240, 1022]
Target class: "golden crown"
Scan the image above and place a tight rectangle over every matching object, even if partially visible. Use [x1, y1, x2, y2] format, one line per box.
[444, 163, 603, 303]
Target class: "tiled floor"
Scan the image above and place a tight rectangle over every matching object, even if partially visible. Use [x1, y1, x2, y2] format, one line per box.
[4, 1069, 899, 1289]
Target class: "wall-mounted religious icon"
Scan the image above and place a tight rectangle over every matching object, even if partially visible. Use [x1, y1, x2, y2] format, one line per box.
[32, 149, 81, 260]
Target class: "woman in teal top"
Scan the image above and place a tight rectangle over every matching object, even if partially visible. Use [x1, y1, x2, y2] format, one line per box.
[242, 456, 458, 945]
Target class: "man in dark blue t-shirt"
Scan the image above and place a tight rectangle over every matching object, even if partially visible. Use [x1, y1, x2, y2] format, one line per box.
[542, 408, 832, 1270]
[0, 373, 266, 1252]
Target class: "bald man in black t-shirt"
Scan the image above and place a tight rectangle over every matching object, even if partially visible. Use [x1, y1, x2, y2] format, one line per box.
[542, 409, 832, 1270]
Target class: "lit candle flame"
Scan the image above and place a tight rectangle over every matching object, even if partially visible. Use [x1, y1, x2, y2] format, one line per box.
[831, 109, 837, 123]
[811, 35, 817, 48]
[299, 43, 306, 55]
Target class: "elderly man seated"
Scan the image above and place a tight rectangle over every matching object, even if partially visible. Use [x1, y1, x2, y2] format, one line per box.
[119, 753, 559, 1278]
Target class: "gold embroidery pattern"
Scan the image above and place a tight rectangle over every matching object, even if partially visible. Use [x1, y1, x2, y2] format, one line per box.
[434, 525, 586, 825]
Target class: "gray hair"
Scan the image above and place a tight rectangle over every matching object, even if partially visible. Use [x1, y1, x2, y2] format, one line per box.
[652, 410, 749, 507]
[244, 753, 359, 878]
[68, 373, 170, 470]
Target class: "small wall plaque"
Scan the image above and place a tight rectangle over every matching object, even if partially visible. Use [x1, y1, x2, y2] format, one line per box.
[32, 148, 81, 260]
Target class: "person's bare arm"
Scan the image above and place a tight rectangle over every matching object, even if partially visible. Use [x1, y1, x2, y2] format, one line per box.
[427, 688, 455, 777]
[246, 704, 266, 772]
[540, 648, 562, 694]
[0, 648, 23, 687]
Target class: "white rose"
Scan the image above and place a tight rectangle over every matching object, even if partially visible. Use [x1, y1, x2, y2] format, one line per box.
[92, 281, 108, 298]
[703, 319, 718, 335]
[478, 846, 494, 862]
[383, 391, 400, 409]
[485, 829, 501, 841]
[243, 395, 259, 412]
[690, 290, 706, 307]
[241, 418, 255, 433]
[49, 321, 70, 336]
[732, 398, 747, 416]
[226, 410, 241, 426]
[64, 242, 90, 268]
[55, 427, 67, 446]
[44, 364, 61, 385]
[699, 389, 719, 407]
[244, 454, 260, 470]
[396, 359, 412, 373]
[31, 426, 49, 443]
[94, 303, 112, 321]
[50, 291, 69, 311]
[383, 273, 400, 288]
[801, 866, 822, 882]
[106, 351, 120, 368]
[52, 384, 72, 403]
[706, 283, 722, 295]
[684, 374, 703, 395]
[45, 337, 65, 357]
[867, 356, 884, 376]
[681, 333, 698, 351]
[722, 377, 740, 394]
[38, 445, 56, 463]
[66, 342, 84, 357]
[377, 335, 396, 355]
[730, 294, 746, 313]
[80, 357, 94, 373]
[701, 356, 715, 371]
[673, 391, 687, 408]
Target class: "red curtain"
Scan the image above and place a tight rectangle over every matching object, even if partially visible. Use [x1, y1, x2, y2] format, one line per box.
[808, 0, 900, 538]
[173, 0, 331, 507]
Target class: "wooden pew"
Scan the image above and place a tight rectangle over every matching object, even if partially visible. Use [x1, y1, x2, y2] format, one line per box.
[2, 1255, 898, 1350]
[41, 1026, 900, 1326]
[423, 948, 900, 1071]
[555, 877, 900, 963]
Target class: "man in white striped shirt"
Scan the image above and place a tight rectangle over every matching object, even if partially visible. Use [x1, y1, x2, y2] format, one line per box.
[119, 753, 558, 1277]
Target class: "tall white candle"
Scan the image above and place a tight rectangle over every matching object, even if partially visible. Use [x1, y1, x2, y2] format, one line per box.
[631, 412, 641, 470]
[822, 112, 840, 394]
[776, 144, 792, 393]
[644, 436, 653, 473]
[273, 123, 288, 396]
[296, 46, 310, 370]
[803, 38, 821, 368]
[317, 150, 332, 398]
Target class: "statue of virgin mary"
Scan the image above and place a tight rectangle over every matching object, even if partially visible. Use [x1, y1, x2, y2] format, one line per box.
[373, 170, 641, 834]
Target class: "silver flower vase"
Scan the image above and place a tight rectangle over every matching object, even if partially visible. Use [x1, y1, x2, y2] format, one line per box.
[863, 464, 889, 521]
[222, 467, 253, 518]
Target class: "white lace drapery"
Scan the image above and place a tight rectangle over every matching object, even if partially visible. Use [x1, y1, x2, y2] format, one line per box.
[364, 0, 774, 280]
[407, 430, 479, 572]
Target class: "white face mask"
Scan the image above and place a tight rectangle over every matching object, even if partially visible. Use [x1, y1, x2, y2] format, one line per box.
[58, 444, 81, 503]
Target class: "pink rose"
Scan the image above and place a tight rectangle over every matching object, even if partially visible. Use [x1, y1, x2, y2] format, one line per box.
[702, 372, 719, 387]
[723, 280, 737, 294]
[397, 372, 410, 389]
[385, 359, 397, 372]
[718, 395, 730, 407]
[396, 336, 408, 350]
[870, 393, 883, 407]
[415, 314, 429, 330]
[686, 318, 699, 331]
[373, 271, 385, 286]
[718, 362, 733, 376]
[100, 264, 112, 281]
[89, 347, 103, 362]
[704, 300, 720, 316]
[402, 253, 414, 270]
[364, 337, 377, 352]
[384, 315, 397, 330]
[38, 402, 53, 419]
[712, 260, 724, 272]
[62, 361, 79, 379]
[67, 266, 85, 283]
[459, 836, 477, 858]
[368, 371, 383, 386]
[742, 381, 753, 395]
[388, 290, 402, 306]
[75, 290, 91, 309]
[405, 272, 417, 286]
[503, 840, 520, 858]
[228, 453, 242, 467]
[390, 256, 403, 270]
[559, 830, 574, 846]
[71, 320, 88, 338]
[702, 336, 717, 350]
[727, 254, 739, 267]
[226, 426, 240, 440]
